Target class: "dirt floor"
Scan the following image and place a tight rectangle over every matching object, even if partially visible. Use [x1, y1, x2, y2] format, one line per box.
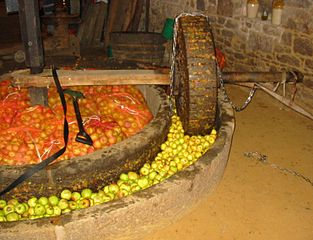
[145, 86, 313, 240]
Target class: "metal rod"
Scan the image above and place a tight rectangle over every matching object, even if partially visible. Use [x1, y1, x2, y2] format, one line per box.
[237, 82, 313, 121]
[222, 71, 303, 83]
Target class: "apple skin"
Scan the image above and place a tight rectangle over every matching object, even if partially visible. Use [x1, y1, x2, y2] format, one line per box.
[6, 212, 20, 222]
[34, 204, 46, 216]
[3, 204, 15, 215]
[71, 192, 81, 201]
[15, 203, 26, 215]
[61, 189, 72, 200]
[81, 188, 93, 199]
[58, 199, 69, 210]
[48, 195, 59, 206]
[0, 200, 7, 209]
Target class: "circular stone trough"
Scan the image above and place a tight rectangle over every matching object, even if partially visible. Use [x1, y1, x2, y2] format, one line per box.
[0, 91, 235, 240]
[0, 85, 171, 200]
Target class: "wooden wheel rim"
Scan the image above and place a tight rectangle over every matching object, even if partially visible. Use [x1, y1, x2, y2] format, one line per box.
[174, 15, 218, 135]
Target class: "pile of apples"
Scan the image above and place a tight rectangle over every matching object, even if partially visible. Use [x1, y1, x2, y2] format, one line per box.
[0, 81, 153, 165]
[0, 114, 218, 222]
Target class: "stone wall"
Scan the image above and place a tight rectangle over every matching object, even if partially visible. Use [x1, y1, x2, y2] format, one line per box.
[148, 0, 313, 116]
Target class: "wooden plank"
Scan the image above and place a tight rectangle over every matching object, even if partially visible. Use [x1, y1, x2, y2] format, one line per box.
[145, 0, 150, 32]
[130, 0, 144, 31]
[92, 2, 108, 45]
[104, 0, 119, 48]
[11, 69, 171, 87]
[84, 4, 100, 45]
[77, 2, 90, 42]
[122, 0, 138, 31]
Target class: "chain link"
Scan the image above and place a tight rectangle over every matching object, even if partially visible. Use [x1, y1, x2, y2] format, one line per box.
[217, 60, 257, 112]
[244, 151, 313, 187]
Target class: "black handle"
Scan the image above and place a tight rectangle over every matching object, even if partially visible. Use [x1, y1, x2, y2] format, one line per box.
[72, 97, 93, 146]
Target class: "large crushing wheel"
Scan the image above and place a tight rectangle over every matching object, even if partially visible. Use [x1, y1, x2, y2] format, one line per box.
[174, 15, 218, 136]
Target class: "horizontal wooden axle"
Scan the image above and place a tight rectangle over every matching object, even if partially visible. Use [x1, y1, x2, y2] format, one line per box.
[10, 69, 171, 87]
[10, 69, 303, 88]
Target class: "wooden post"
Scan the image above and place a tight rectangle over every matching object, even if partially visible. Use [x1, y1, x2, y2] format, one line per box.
[145, 0, 150, 32]
[131, 0, 144, 31]
[18, 0, 44, 74]
[104, 0, 119, 48]
[18, 0, 47, 106]
[121, 0, 138, 31]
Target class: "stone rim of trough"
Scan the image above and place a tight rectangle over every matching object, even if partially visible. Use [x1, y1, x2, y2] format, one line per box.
[0, 85, 172, 199]
[0, 93, 235, 240]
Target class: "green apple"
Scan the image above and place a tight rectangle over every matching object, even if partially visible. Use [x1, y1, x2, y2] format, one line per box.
[53, 206, 62, 216]
[92, 194, 103, 205]
[128, 171, 139, 181]
[119, 183, 130, 193]
[38, 197, 49, 206]
[14, 203, 26, 215]
[71, 192, 81, 202]
[48, 195, 59, 206]
[68, 201, 77, 210]
[108, 184, 119, 194]
[27, 197, 38, 208]
[58, 199, 69, 210]
[6, 212, 19, 222]
[3, 204, 15, 215]
[61, 189, 72, 200]
[131, 185, 141, 193]
[22, 203, 29, 212]
[103, 195, 111, 202]
[97, 190, 105, 198]
[81, 188, 92, 199]
[119, 173, 129, 182]
[45, 206, 54, 215]
[140, 167, 149, 176]
[28, 207, 35, 216]
[103, 185, 109, 194]
[77, 199, 90, 209]
[138, 177, 149, 189]
[0, 199, 6, 209]
[148, 171, 157, 180]
[34, 204, 46, 216]
[117, 179, 124, 186]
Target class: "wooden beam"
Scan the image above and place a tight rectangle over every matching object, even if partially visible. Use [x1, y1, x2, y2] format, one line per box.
[18, 0, 47, 106]
[18, 0, 44, 73]
[104, 0, 119, 48]
[145, 0, 150, 32]
[10, 69, 171, 88]
[131, 0, 144, 31]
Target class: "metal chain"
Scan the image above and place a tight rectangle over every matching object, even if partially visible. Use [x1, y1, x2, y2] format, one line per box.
[218, 68, 257, 112]
[206, 12, 257, 112]
[244, 152, 313, 187]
